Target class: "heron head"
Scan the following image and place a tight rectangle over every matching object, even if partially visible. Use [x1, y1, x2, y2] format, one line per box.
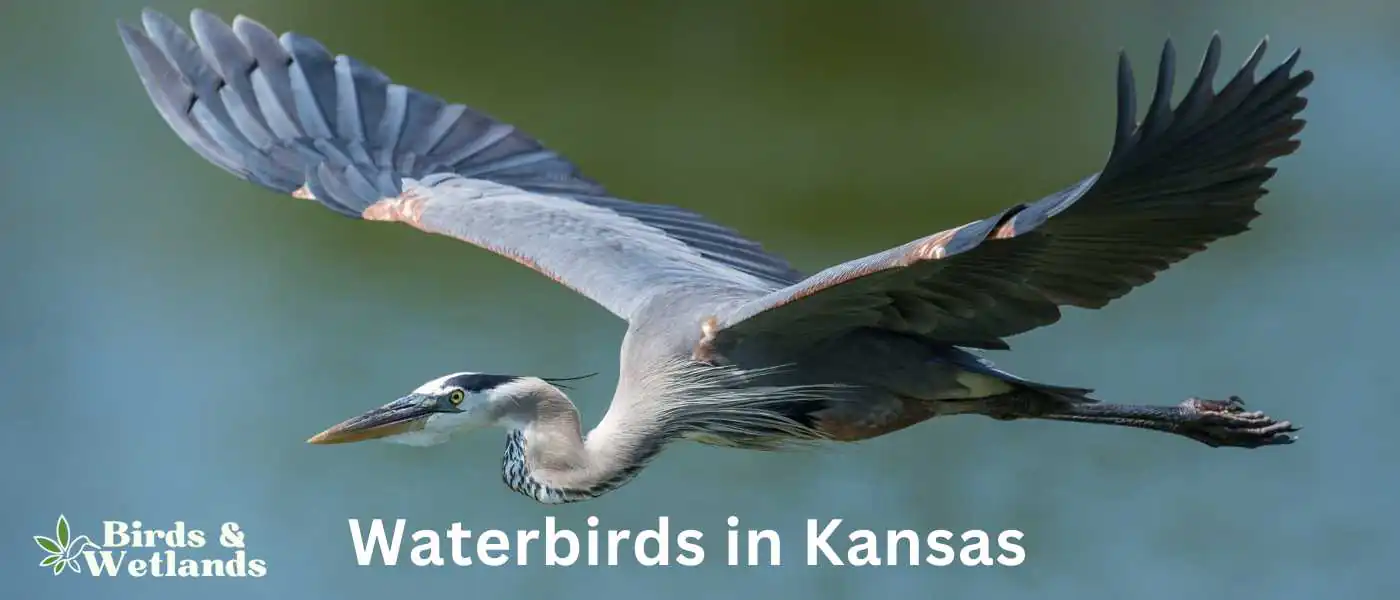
[306, 372, 523, 447]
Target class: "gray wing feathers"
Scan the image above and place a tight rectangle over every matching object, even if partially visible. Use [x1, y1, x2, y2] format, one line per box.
[713, 35, 1311, 352]
[379, 174, 753, 319]
[119, 9, 801, 306]
[120, 9, 598, 211]
[571, 195, 802, 285]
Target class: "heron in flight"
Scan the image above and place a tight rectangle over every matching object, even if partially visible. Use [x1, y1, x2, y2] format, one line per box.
[120, 9, 1309, 504]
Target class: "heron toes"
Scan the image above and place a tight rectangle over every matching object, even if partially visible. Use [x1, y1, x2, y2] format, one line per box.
[1176, 395, 1299, 448]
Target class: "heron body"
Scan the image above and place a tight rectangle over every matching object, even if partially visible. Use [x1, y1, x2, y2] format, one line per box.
[120, 8, 1310, 504]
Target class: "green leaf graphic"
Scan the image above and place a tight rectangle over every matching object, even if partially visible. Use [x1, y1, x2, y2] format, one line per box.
[53, 561, 65, 576]
[40, 555, 60, 567]
[34, 536, 60, 554]
[57, 515, 70, 548]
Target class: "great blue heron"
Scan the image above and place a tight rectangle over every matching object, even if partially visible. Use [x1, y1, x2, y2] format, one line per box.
[120, 8, 1308, 504]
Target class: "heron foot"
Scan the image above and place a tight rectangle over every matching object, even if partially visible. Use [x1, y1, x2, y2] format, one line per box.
[1174, 395, 1298, 448]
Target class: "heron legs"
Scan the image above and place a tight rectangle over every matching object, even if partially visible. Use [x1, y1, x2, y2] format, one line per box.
[980, 394, 1298, 448]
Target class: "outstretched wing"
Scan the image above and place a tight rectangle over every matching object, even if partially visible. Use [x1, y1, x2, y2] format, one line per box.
[708, 36, 1311, 353]
[118, 9, 802, 321]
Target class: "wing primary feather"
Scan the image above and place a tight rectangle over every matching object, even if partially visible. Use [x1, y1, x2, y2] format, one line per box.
[1107, 51, 1138, 173]
[118, 21, 239, 174]
[345, 56, 391, 147]
[189, 10, 275, 151]
[458, 150, 562, 178]
[232, 16, 303, 139]
[437, 123, 518, 169]
[376, 84, 410, 168]
[1176, 34, 1222, 126]
[392, 93, 447, 166]
[415, 104, 468, 157]
[280, 33, 337, 140]
[1139, 39, 1176, 141]
[332, 55, 366, 142]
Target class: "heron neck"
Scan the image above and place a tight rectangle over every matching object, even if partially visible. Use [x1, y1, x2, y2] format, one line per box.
[498, 384, 651, 504]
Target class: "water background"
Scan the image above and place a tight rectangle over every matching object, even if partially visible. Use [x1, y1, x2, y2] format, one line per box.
[3, 0, 1397, 597]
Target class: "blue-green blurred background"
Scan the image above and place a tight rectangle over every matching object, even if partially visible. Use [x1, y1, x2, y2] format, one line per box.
[3, 0, 1396, 598]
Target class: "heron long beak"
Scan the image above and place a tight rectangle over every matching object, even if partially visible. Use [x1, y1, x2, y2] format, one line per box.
[306, 396, 434, 444]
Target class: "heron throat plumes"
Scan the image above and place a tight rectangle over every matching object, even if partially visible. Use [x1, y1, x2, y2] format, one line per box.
[496, 359, 850, 504]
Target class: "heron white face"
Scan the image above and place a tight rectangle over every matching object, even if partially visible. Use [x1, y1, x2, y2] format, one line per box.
[306, 372, 519, 447]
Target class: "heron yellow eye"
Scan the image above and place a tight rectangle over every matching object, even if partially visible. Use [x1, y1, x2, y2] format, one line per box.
[449, 390, 465, 405]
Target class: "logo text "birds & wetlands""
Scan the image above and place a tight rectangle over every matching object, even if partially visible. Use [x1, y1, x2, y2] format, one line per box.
[34, 515, 267, 578]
